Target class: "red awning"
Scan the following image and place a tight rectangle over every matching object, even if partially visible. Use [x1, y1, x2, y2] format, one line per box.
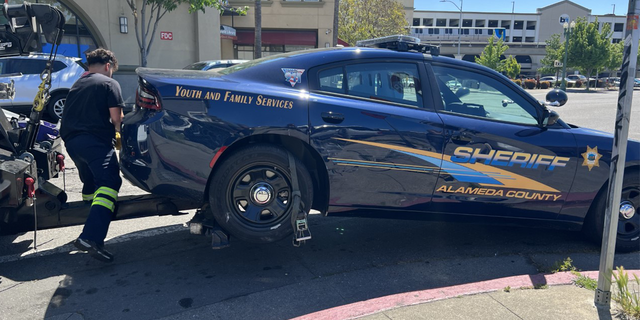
[338, 38, 349, 47]
[236, 30, 317, 46]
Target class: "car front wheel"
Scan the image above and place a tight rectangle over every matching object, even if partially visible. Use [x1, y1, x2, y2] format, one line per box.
[208, 144, 313, 244]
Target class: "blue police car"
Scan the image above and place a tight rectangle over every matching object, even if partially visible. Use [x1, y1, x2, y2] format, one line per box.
[121, 36, 640, 251]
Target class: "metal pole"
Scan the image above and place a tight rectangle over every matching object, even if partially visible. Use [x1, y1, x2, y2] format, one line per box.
[561, 26, 569, 91]
[595, 0, 639, 307]
[458, 0, 462, 57]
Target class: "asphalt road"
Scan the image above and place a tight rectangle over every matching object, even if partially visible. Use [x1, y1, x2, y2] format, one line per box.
[0, 88, 638, 320]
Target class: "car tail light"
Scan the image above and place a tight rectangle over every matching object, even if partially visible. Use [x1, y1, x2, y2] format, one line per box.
[136, 85, 162, 111]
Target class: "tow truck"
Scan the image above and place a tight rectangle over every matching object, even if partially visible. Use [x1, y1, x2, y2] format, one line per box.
[0, 2, 195, 247]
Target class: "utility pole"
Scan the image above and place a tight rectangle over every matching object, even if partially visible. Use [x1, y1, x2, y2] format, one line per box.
[595, 0, 639, 308]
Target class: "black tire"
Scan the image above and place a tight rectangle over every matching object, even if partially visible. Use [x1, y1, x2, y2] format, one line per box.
[208, 144, 313, 243]
[583, 170, 640, 252]
[47, 92, 66, 120]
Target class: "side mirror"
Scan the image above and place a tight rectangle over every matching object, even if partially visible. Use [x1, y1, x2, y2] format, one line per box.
[541, 109, 561, 127]
[545, 89, 568, 107]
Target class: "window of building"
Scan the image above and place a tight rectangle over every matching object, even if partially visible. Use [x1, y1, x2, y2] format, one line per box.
[515, 55, 532, 63]
[428, 28, 440, 35]
[436, 19, 447, 27]
[474, 29, 483, 35]
[501, 20, 511, 29]
[488, 20, 498, 27]
[475, 20, 485, 27]
[614, 23, 624, 32]
[612, 38, 622, 43]
[449, 19, 459, 27]
[345, 63, 423, 107]
[526, 21, 536, 30]
[514, 21, 523, 30]
[423, 18, 433, 26]
[413, 18, 420, 26]
[525, 37, 535, 43]
[512, 36, 522, 42]
[463, 19, 472, 27]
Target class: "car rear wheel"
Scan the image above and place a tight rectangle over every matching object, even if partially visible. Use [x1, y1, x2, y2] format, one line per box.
[47, 92, 66, 120]
[583, 170, 640, 252]
[208, 144, 313, 244]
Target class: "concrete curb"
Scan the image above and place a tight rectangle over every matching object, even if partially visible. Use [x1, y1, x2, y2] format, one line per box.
[292, 270, 640, 320]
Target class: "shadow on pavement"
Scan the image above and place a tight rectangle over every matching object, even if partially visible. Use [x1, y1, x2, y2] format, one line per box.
[1, 216, 638, 320]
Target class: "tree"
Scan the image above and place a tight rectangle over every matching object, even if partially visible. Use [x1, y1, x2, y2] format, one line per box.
[503, 55, 521, 79]
[254, 0, 262, 59]
[539, 34, 564, 76]
[125, 0, 246, 67]
[475, 36, 508, 72]
[338, 0, 407, 46]
[566, 17, 612, 90]
[606, 41, 624, 75]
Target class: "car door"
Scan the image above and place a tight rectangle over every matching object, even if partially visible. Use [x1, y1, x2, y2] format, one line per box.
[308, 61, 446, 213]
[5, 58, 47, 107]
[428, 62, 579, 220]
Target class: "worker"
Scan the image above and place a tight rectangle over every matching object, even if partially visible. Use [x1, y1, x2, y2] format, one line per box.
[60, 48, 124, 263]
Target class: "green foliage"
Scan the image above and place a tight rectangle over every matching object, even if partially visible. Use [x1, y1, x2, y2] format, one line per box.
[551, 257, 577, 273]
[475, 37, 509, 71]
[503, 55, 521, 79]
[607, 41, 624, 72]
[567, 17, 612, 90]
[612, 266, 640, 319]
[539, 34, 564, 75]
[125, 0, 247, 66]
[503, 286, 511, 292]
[338, 0, 407, 46]
[571, 271, 597, 291]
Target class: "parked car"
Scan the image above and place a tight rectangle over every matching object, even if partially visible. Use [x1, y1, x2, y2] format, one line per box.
[566, 75, 587, 82]
[183, 60, 248, 71]
[0, 53, 86, 120]
[121, 37, 640, 252]
[539, 76, 557, 82]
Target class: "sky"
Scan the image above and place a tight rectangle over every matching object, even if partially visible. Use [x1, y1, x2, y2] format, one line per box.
[414, 0, 630, 15]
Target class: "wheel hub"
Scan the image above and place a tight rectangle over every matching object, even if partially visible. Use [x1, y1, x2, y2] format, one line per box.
[251, 183, 273, 205]
[620, 202, 636, 220]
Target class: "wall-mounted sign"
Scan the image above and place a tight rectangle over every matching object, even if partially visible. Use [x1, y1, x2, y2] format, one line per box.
[160, 31, 173, 40]
[559, 14, 570, 26]
[220, 25, 237, 40]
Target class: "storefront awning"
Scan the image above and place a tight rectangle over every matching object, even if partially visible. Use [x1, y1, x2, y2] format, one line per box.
[236, 30, 317, 46]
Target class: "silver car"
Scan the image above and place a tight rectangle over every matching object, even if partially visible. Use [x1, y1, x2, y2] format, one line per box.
[0, 53, 87, 120]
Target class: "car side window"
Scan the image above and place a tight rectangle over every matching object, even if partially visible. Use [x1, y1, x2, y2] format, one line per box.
[318, 67, 345, 94]
[432, 65, 538, 125]
[345, 63, 423, 107]
[52, 61, 67, 72]
[6, 59, 47, 75]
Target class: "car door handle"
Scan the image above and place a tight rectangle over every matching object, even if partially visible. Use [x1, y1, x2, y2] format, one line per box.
[321, 112, 344, 124]
[451, 133, 473, 145]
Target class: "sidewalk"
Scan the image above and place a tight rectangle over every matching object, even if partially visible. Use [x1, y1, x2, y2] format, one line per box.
[293, 270, 640, 320]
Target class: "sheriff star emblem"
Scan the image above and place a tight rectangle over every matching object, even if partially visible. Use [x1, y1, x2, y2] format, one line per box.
[581, 145, 602, 171]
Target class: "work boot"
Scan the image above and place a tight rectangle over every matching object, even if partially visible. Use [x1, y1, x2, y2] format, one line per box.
[73, 238, 114, 263]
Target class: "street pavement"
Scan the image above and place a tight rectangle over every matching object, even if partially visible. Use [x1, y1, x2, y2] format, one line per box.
[0, 88, 639, 320]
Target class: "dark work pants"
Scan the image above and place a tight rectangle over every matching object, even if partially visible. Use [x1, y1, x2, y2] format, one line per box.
[65, 134, 122, 246]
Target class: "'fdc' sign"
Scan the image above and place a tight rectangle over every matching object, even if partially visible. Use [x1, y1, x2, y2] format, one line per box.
[161, 31, 173, 40]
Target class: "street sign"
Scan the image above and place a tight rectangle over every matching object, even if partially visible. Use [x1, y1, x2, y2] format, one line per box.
[160, 31, 173, 40]
[559, 14, 570, 26]
[554, 60, 563, 67]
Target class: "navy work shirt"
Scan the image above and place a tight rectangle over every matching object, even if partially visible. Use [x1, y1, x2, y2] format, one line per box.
[60, 73, 125, 146]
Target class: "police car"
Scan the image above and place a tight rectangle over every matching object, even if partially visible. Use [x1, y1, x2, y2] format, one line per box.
[120, 36, 640, 251]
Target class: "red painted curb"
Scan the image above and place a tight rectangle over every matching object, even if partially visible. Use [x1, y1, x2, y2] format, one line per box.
[291, 270, 640, 320]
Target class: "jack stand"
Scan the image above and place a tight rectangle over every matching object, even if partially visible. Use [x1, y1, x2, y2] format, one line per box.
[186, 207, 230, 249]
[25, 177, 37, 250]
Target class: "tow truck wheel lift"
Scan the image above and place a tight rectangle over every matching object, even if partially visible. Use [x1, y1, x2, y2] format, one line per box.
[0, 3, 199, 249]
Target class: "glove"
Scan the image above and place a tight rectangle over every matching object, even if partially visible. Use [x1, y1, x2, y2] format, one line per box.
[114, 131, 122, 150]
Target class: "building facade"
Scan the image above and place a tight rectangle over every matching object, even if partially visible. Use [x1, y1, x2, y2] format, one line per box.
[409, 0, 630, 76]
